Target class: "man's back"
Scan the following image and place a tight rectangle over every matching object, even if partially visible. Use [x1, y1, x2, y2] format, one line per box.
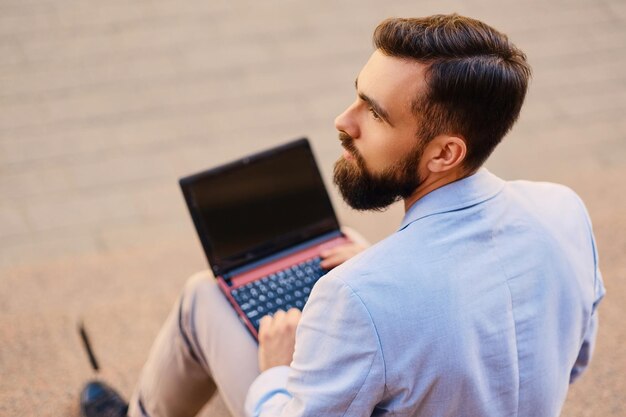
[285, 169, 603, 417]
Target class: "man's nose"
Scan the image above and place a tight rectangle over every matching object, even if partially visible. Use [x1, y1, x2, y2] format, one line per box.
[334, 103, 359, 139]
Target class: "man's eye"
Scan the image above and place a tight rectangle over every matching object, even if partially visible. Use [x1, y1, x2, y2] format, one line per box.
[369, 107, 382, 121]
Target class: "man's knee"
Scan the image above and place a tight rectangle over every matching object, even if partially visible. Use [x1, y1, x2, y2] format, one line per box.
[180, 270, 228, 326]
[178, 271, 217, 326]
[183, 270, 217, 299]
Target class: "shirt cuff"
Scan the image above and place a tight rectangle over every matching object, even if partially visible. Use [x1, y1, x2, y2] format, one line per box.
[244, 366, 291, 417]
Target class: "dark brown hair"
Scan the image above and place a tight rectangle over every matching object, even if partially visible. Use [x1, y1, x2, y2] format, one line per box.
[374, 15, 531, 171]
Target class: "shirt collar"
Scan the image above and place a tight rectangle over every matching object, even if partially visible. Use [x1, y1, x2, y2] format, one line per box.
[399, 168, 506, 231]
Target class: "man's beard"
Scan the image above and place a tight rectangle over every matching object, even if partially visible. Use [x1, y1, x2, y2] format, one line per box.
[333, 132, 425, 211]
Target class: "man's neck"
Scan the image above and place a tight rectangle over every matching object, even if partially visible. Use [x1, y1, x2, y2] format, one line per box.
[403, 169, 474, 212]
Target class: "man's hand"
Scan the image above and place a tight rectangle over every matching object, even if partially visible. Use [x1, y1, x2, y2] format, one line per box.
[320, 226, 370, 269]
[258, 308, 302, 372]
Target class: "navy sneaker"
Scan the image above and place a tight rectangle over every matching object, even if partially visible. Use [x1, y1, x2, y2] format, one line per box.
[80, 380, 128, 417]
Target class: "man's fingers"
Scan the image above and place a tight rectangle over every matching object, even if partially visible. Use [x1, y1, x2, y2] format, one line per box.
[272, 309, 286, 321]
[321, 246, 350, 260]
[287, 307, 302, 321]
[321, 244, 365, 269]
[320, 246, 340, 258]
[341, 226, 371, 247]
[258, 314, 273, 333]
[257, 308, 301, 371]
[258, 309, 296, 336]
[275, 308, 301, 332]
[320, 246, 343, 258]
[321, 254, 344, 269]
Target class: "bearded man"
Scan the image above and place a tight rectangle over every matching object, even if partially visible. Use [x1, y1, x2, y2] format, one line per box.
[80, 14, 604, 417]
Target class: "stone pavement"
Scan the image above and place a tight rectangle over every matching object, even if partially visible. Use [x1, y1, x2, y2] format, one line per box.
[0, 0, 624, 415]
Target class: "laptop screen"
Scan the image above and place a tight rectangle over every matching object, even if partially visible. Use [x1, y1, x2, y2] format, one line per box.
[180, 139, 340, 276]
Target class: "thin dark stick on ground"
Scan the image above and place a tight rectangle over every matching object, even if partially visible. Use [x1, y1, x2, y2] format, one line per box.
[78, 320, 100, 372]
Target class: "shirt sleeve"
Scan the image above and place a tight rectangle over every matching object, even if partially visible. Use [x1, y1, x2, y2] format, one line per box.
[569, 305, 598, 383]
[244, 274, 386, 416]
[569, 263, 605, 383]
[245, 366, 292, 416]
[569, 196, 606, 383]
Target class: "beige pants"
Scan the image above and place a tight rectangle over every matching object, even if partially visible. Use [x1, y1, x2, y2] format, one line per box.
[128, 271, 260, 417]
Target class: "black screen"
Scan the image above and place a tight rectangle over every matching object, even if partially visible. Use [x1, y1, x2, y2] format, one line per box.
[182, 140, 339, 275]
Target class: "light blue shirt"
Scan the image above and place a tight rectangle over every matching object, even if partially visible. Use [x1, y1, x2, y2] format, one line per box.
[245, 168, 605, 417]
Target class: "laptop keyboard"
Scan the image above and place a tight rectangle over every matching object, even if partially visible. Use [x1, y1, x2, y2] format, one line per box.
[231, 256, 326, 331]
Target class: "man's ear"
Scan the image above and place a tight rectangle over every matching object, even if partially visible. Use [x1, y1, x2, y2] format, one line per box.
[425, 135, 467, 173]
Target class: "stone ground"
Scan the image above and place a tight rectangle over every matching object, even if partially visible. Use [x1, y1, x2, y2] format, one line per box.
[0, 0, 624, 415]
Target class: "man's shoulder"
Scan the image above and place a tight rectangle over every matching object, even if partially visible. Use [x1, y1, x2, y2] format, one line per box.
[319, 229, 436, 292]
[504, 179, 590, 223]
[505, 178, 582, 205]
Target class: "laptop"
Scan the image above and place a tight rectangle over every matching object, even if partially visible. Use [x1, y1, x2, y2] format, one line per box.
[179, 138, 350, 340]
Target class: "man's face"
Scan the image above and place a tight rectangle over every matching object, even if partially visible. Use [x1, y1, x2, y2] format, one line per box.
[333, 51, 429, 211]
